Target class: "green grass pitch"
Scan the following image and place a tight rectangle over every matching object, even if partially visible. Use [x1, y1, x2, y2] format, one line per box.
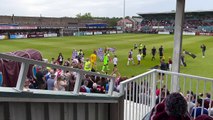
[0, 33, 213, 92]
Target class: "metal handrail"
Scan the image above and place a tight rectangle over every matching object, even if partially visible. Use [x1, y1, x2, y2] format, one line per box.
[120, 69, 213, 120]
[155, 69, 213, 81]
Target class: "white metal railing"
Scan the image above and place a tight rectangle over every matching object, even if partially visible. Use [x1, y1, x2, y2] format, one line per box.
[0, 53, 116, 96]
[120, 69, 213, 120]
[1, 53, 213, 119]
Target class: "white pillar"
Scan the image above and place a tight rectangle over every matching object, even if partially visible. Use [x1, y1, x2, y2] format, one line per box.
[59, 28, 64, 37]
[172, 0, 185, 92]
[151, 71, 157, 108]
[16, 63, 29, 91]
[73, 73, 83, 95]
[108, 78, 115, 96]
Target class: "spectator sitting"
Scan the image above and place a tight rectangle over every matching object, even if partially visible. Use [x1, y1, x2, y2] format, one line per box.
[195, 114, 213, 120]
[191, 98, 209, 118]
[155, 87, 170, 105]
[47, 72, 56, 90]
[80, 80, 91, 93]
[91, 83, 105, 93]
[185, 93, 196, 114]
[204, 93, 211, 102]
[150, 92, 191, 120]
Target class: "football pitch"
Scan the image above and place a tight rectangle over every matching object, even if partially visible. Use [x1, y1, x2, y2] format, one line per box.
[0, 33, 213, 79]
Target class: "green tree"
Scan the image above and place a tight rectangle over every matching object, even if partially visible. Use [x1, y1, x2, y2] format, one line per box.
[76, 13, 93, 19]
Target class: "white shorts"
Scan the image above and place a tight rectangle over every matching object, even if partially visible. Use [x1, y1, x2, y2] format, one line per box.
[128, 58, 133, 61]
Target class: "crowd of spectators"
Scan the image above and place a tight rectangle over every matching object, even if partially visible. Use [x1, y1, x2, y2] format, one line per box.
[142, 84, 213, 119]
[24, 52, 127, 95]
[140, 15, 213, 33]
[141, 19, 174, 27]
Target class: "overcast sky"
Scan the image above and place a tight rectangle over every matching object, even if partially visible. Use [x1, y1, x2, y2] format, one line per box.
[0, 0, 212, 18]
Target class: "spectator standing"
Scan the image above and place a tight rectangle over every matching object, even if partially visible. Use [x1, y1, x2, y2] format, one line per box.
[84, 58, 92, 71]
[200, 44, 206, 58]
[35, 67, 45, 89]
[64, 58, 71, 66]
[47, 72, 56, 90]
[159, 59, 167, 80]
[50, 58, 55, 64]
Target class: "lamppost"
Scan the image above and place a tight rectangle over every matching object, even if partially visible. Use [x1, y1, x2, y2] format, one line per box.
[172, 0, 185, 92]
[123, 0, 126, 32]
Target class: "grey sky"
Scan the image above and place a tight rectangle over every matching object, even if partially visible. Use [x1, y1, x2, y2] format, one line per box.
[0, 0, 212, 17]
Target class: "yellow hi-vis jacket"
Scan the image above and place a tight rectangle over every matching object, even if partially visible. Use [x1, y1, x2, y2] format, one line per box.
[84, 61, 91, 71]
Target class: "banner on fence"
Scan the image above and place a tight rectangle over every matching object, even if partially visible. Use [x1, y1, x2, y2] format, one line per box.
[158, 31, 170, 35]
[197, 32, 213, 36]
[44, 33, 58, 38]
[0, 35, 8, 40]
[153, 26, 164, 29]
[110, 31, 116, 34]
[28, 34, 44, 38]
[117, 31, 123, 34]
[94, 32, 102, 35]
[84, 32, 93, 35]
[183, 31, 196, 36]
[0, 26, 37, 30]
[10, 34, 28, 39]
